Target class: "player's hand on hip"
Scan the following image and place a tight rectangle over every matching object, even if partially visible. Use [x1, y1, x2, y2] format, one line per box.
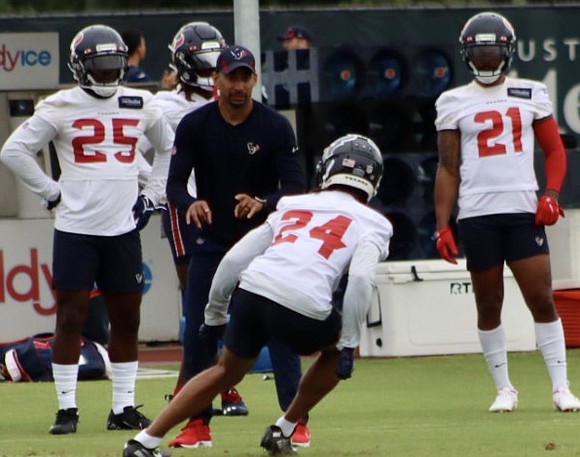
[44, 193, 61, 211]
[186, 200, 212, 229]
[336, 347, 355, 380]
[234, 193, 265, 219]
[535, 195, 565, 226]
[132, 195, 155, 230]
[435, 226, 459, 264]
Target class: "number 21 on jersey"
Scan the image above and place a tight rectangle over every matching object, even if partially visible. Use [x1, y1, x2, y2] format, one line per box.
[475, 106, 522, 157]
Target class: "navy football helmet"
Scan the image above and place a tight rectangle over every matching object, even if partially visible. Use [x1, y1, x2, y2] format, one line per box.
[317, 134, 383, 202]
[169, 22, 226, 90]
[459, 12, 516, 84]
[68, 25, 128, 98]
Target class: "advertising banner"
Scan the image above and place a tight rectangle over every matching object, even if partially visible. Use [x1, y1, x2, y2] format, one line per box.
[0, 33, 59, 90]
[0, 216, 181, 342]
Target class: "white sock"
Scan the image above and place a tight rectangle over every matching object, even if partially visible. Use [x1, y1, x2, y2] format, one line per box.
[52, 363, 79, 410]
[275, 416, 297, 438]
[535, 318, 568, 391]
[134, 430, 162, 449]
[111, 361, 138, 414]
[478, 325, 515, 391]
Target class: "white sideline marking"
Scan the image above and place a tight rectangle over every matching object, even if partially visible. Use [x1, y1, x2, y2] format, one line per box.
[137, 368, 178, 379]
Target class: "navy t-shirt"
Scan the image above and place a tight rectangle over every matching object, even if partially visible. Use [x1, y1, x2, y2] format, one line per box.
[167, 101, 306, 247]
[126, 65, 151, 83]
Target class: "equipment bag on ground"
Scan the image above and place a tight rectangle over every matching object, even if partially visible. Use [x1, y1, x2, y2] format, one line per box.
[0, 333, 111, 382]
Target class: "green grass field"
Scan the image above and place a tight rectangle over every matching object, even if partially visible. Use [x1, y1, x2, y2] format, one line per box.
[2, 350, 580, 457]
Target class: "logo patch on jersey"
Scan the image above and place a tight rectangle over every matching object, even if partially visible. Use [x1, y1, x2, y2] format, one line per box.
[247, 142, 261, 155]
[507, 88, 531, 99]
[118, 96, 144, 109]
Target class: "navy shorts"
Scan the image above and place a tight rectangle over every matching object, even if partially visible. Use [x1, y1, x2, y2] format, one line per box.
[161, 202, 195, 265]
[458, 213, 549, 272]
[52, 229, 143, 293]
[224, 288, 342, 358]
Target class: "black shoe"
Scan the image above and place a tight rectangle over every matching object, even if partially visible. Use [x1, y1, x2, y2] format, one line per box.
[221, 388, 249, 416]
[107, 405, 151, 430]
[123, 439, 171, 457]
[260, 425, 296, 455]
[49, 408, 79, 435]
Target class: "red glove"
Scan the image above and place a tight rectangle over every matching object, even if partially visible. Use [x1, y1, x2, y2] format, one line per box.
[535, 195, 565, 226]
[435, 226, 459, 264]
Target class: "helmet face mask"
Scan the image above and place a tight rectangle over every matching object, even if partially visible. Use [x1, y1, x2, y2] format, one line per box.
[69, 25, 128, 98]
[316, 134, 384, 202]
[459, 12, 516, 85]
[169, 22, 226, 91]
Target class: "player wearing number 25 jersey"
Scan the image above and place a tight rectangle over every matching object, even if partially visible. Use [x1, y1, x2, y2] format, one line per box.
[434, 12, 579, 414]
[0, 24, 173, 436]
[1, 84, 172, 235]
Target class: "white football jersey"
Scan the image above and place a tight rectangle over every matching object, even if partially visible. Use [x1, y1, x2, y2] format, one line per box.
[139, 87, 213, 197]
[0, 86, 173, 235]
[435, 77, 552, 218]
[241, 191, 392, 319]
[204, 190, 392, 349]
[154, 89, 212, 131]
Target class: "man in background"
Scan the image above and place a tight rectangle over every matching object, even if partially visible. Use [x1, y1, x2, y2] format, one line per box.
[277, 25, 312, 50]
[121, 29, 151, 83]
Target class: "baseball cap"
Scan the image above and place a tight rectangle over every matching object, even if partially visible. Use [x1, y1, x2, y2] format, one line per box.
[216, 46, 257, 75]
[277, 25, 312, 42]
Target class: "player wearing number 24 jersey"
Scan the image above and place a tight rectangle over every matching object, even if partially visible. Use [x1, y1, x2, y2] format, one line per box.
[434, 12, 579, 415]
[121, 133, 393, 457]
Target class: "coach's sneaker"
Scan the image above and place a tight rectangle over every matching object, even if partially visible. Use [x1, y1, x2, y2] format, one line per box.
[107, 405, 151, 430]
[260, 425, 296, 455]
[49, 407, 79, 434]
[221, 387, 249, 416]
[553, 386, 580, 412]
[489, 387, 518, 412]
[168, 418, 212, 448]
[123, 439, 171, 457]
[291, 420, 311, 447]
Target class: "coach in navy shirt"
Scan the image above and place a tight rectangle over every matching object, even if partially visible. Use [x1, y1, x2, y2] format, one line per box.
[165, 45, 310, 448]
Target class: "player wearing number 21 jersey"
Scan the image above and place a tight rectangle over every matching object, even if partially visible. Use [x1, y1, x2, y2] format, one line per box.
[434, 12, 579, 415]
[435, 76, 552, 220]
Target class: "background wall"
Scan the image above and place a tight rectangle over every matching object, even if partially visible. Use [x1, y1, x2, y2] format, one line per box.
[0, 5, 577, 342]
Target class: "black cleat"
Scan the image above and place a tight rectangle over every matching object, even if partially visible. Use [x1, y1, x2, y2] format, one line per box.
[221, 388, 249, 416]
[49, 408, 79, 435]
[123, 439, 171, 457]
[107, 405, 151, 430]
[260, 425, 296, 455]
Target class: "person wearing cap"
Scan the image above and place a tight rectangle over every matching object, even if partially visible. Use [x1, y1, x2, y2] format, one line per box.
[278, 25, 312, 50]
[120, 46, 308, 456]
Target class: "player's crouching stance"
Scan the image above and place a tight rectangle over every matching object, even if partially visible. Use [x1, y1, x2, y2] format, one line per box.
[0, 25, 172, 435]
[122, 134, 393, 456]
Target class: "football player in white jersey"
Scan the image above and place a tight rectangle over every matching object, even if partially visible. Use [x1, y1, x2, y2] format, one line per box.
[434, 12, 580, 413]
[0, 24, 173, 434]
[121, 134, 392, 457]
[151, 21, 223, 338]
